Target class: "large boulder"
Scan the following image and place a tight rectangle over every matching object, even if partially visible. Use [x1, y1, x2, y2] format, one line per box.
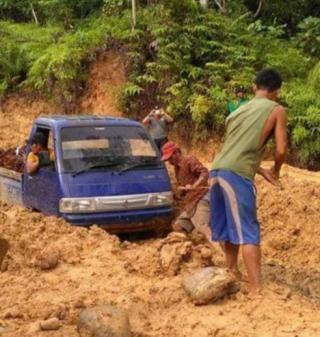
[182, 267, 238, 304]
[78, 305, 131, 337]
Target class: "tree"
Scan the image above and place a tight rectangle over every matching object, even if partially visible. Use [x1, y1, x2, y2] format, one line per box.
[214, 0, 226, 13]
[253, 0, 265, 17]
[131, 0, 136, 30]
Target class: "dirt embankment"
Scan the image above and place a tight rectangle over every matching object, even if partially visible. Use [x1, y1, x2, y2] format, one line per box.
[0, 170, 320, 337]
[0, 50, 126, 152]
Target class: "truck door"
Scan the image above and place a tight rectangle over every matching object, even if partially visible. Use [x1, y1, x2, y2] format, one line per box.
[23, 127, 60, 215]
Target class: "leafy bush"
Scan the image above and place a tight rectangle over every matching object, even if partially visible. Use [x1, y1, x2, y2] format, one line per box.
[296, 17, 320, 57]
[0, 2, 319, 166]
[283, 63, 320, 166]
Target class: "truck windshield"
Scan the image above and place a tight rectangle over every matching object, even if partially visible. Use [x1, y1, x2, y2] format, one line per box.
[60, 125, 160, 173]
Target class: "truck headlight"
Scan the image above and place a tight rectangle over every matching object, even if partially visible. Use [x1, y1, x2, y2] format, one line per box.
[150, 192, 173, 206]
[60, 198, 96, 213]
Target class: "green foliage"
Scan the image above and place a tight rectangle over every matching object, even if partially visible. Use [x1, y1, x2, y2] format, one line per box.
[0, 21, 61, 91]
[244, 0, 320, 34]
[282, 63, 320, 166]
[296, 17, 320, 57]
[0, 0, 104, 24]
[103, 0, 128, 16]
[0, 1, 319, 166]
[123, 82, 143, 97]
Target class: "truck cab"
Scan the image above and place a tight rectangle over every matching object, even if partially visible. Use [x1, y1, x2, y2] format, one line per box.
[22, 116, 173, 231]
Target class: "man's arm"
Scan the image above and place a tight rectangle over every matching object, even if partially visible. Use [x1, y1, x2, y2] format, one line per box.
[179, 157, 209, 191]
[26, 153, 39, 174]
[258, 105, 287, 185]
[161, 110, 174, 123]
[142, 112, 154, 125]
[272, 106, 287, 177]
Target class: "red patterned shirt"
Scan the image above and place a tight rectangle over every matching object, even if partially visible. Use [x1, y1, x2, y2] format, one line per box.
[174, 155, 209, 215]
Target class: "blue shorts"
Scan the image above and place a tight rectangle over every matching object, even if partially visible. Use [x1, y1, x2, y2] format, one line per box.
[209, 170, 260, 245]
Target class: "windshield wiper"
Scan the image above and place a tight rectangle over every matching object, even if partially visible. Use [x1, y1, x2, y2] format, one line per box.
[118, 161, 160, 174]
[72, 161, 123, 177]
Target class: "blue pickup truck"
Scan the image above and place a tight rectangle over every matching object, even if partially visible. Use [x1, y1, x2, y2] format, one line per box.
[0, 116, 173, 231]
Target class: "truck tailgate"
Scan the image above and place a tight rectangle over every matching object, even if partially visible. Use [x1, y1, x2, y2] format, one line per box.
[0, 167, 22, 206]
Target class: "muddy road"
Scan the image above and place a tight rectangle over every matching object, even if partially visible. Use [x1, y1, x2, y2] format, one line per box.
[0, 166, 320, 337]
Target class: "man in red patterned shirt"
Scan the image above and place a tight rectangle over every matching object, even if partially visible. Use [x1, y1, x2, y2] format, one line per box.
[161, 141, 211, 238]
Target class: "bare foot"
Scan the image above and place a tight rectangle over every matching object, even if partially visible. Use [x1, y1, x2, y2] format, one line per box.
[247, 286, 263, 300]
[229, 267, 249, 282]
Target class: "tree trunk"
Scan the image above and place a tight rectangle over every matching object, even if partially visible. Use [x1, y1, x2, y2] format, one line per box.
[254, 0, 265, 18]
[214, 0, 226, 13]
[30, 2, 39, 25]
[131, 0, 137, 31]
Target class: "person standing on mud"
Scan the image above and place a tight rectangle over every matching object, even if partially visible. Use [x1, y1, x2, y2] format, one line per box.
[161, 141, 211, 240]
[142, 107, 174, 150]
[210, 69, 287, 296]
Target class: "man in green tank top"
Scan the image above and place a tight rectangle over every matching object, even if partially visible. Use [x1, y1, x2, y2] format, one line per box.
[210, 69, 287, 296]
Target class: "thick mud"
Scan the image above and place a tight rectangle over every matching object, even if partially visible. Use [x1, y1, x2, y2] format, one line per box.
[0, 170, 320, 337]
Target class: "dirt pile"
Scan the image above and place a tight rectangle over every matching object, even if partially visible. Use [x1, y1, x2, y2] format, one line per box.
[0, 93, 59, 149]
[0, 168, 320, 337]
[79, 50, 126, 117]
[0, 50, 126, 153]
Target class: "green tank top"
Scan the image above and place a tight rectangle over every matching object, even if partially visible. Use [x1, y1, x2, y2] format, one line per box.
[212, 97, 278, 180]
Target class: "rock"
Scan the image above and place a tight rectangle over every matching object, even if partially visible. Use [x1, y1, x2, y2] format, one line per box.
[4, 308, 23, 319]
[35, 247, 60, 271]
[160, 241, 192, 276]
[0, 238, 9, 269]
[40, 317, 61, 331]
[182, 267, 238, 304]
[74, 298, 86, 309]
[200, 246, 213, 260]
[0, 260, 8, 272]
[78, 305, 131, 337]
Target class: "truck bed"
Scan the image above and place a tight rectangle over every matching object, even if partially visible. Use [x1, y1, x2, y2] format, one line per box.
[0, 167, 22, 206]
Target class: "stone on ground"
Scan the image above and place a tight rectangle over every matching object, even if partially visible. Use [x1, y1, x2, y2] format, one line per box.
[40, 317, 61, 331]
[0, 238, 9, 269]
[182, 267, 238, 304]
[160, 241, 192, 276]
[78, 305, 131, 337]
[35, 247, 60, 270]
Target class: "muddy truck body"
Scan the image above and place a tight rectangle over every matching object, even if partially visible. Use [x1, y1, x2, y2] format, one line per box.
[0, 116, 173, 231]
